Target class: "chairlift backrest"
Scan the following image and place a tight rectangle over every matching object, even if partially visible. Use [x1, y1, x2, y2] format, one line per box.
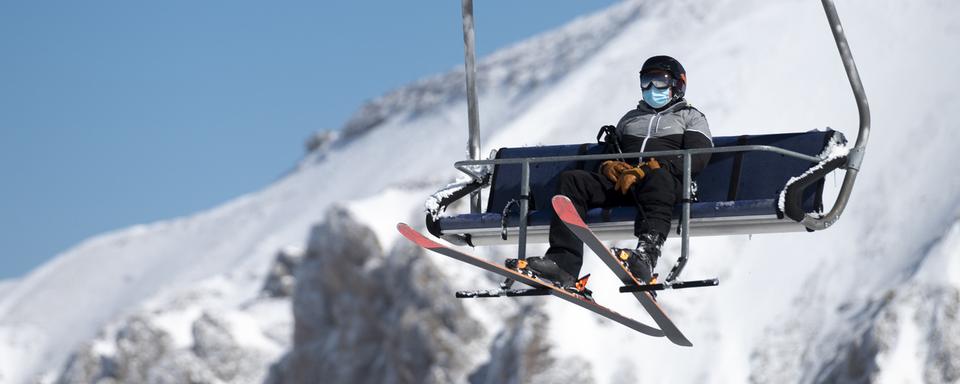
[486, 130, 840, 216]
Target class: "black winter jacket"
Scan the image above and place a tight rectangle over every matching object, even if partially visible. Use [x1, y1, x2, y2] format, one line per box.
[614, 99, 713, 177]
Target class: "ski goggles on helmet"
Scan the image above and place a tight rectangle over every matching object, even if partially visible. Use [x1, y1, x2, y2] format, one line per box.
[639, 71, 674, 90]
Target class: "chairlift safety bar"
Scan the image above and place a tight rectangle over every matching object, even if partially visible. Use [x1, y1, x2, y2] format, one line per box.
[454, 145, 822, 182]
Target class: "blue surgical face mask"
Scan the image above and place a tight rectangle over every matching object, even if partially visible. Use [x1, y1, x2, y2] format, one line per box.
[642, 86, 672, 109]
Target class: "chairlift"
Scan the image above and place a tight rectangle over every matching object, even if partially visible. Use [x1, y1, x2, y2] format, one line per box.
[398, 0, 869, 346]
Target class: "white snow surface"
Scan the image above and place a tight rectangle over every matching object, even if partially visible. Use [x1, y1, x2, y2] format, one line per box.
[0, 280, 14, 299]
[3, 0, 960, 382]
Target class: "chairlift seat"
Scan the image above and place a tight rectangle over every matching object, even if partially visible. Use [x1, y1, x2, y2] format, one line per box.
[430, 129, 843, 245]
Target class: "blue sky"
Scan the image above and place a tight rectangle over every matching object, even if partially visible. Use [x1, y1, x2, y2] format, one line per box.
[0, 0, 619, 279]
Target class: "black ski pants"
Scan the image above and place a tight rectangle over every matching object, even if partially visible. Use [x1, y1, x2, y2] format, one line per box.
[545, 167, 681, 277]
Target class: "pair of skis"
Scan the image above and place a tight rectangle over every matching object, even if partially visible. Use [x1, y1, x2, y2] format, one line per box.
[397, 222, 663, 337]
[397, 195, 710, 346]
[550, 195, 697, 346]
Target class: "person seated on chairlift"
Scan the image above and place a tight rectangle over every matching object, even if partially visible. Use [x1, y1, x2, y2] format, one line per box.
[518, 55, 714, 288]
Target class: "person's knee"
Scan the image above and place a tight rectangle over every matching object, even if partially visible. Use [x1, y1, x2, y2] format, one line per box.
[559, 169, 589, 180]
[646, 167, 674, 183]
[638, 188, 677, 206]
[635, 169, 678, 204]
[557, 170, 589, 193]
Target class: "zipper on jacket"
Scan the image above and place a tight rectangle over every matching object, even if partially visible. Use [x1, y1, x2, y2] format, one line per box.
[639, 112, 662, 159]
[637, 100, 686, 161]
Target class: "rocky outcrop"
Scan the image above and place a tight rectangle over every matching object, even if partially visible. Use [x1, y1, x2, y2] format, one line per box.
[808, 285, 960, 384]
[260, 247, 305, 298]
[266, 206, 483, 384]
[58, 316, 174, 384]
[304, 131, 337, 154]
[920, 287, 960, 384]
[808, 295, 892, 384]
[191, 313, 265, 382]
[57, 311, 272, 384]
[751, 278, 960, 384]
[57, 342, 116, 384]
[142, 353, 218, 384]
[469, 304, 595, 384]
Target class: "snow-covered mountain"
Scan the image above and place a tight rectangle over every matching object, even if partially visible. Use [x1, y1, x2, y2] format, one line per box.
[2, 0, 960, 383]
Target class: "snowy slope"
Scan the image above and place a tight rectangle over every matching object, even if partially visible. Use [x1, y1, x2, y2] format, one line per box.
[3, 0, 960, 382]
[0, 280, 14, 298]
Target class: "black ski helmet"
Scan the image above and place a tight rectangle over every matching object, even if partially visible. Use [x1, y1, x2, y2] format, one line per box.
[640, 55, 686, 99]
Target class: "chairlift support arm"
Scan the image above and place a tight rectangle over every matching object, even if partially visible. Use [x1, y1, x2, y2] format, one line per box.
[802, 0, 870, 230]
[461, 0, 482, 213]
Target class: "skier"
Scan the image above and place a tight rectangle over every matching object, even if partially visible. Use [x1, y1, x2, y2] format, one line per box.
[518, 55, 714, 288]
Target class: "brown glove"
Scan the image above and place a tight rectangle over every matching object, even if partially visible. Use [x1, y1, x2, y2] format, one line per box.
[600, 160, 633, 183]
[614, 158, 660, 194]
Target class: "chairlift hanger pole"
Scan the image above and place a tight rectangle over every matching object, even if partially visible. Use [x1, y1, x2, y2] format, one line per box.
[461, 0, 482, 213]
[804, 0, 870, 230]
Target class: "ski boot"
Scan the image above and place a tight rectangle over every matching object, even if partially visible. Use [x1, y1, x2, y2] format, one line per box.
[614, 231, 666, 287]
[505, 256, 576, 289]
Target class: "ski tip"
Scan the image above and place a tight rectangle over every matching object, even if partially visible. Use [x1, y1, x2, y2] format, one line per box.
[396, 222, 414, 238]
[550, 195, 574, 213]
[397, 222, 443, 249]
[396, 222, 416, 235]
[551, 195, 572, 205]
[551, 194, 588, 227]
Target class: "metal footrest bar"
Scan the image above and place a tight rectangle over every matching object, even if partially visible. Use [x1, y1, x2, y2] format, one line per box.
[619, 278, 719, 292]
[456, 287, 551, 298]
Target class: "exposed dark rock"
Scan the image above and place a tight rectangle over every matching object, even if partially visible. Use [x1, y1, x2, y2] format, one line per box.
[113, 316, 175, 383]
[748, 278, 890, 384]
[57, 341, 116, 384]
[752, 279, 960, 384]
[143, 353, 218, 384]
[921, 287, 960, 384]
[812, 286, 960, 384]
[192, 312, 265, 382]
[469, 304, 594, 384]
[304, 131, 338, 154]
[811, 317, 888, 384]
[57, 311, 272, 384]
[57, 316, 181, 384]
[266, 206, 483, 384]
[261, 247, 305, 298]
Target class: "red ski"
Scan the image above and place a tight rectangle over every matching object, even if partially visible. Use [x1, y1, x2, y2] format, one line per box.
[397, 223, 663, 337]
[551, 195, 693, 347]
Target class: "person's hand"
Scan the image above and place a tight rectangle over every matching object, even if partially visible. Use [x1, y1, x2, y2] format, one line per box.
[600, 160, 632, 183]
[614, 158, 661, 194]
[614, 167, 644, 194]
